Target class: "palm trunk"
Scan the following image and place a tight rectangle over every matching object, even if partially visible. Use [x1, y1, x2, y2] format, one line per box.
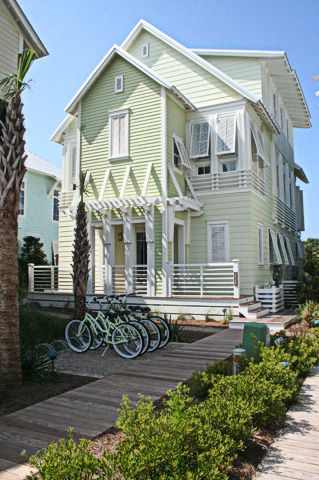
[0, 95, 26, 384]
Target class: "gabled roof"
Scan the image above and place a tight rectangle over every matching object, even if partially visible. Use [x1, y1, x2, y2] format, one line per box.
[193, 48, 311, 128]
[50, 114, 74, 144]
[3, 0, 48, 58]
[121, 19, 259, 104]
[26, 152, 61, 181]
[64, 45, 195, 115]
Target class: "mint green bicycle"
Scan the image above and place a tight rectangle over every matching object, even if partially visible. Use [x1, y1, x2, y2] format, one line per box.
[65, 311, 143, 359]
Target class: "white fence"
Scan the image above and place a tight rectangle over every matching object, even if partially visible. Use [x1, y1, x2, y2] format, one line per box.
[167, 261, 239, 298]
[255, 285, 284, 313]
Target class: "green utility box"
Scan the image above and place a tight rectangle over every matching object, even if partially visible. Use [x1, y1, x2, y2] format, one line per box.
[242, 322, 268, 358]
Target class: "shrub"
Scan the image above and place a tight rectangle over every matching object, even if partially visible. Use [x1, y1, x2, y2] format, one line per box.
[168, 320, 185, 342]
[298, 238, 319, 303]
[26, 430, 105, 480]
[189, 359, 232, 398]
[297, 301, 319, 326]
[285, 331, 319, 378]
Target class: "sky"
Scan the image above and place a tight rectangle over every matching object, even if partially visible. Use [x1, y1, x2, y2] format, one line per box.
[19, 0, 319, 239]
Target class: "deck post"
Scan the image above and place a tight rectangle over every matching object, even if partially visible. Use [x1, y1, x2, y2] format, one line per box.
[200, 265, 204, 297]
[50, 266, 55, 291]
[145, 205, 155, 296]
[232, 259, 240, 298]
[87, 216, 94, 294]
[102, 210, 112, 294]
[28, 263, 34, 292]
[122, 207, 133, 293]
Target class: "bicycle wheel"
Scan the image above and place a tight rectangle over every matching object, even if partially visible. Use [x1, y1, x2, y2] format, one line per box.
[65, 320, 92, 353]
[129, 320, 150, 355]
[140, 319, 161, 352]
[149, 316, 171, 349]
[112, 323, 143, 359]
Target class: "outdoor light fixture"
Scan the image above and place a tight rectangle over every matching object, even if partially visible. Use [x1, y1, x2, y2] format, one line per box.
[232, 348, 246, 374]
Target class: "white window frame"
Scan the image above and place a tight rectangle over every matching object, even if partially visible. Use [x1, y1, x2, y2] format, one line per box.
[207, 220, 229, 264]
[141, 43, 149, 58]
[172, 135, 191, 169]
[215, 114, 237, 156]
[114, 74, 124, 93]
[189, 120, 210, 159]
[278, 233, 289, 265]
[269, 229, 282, 265]
[258, 222, 264, 266]
[52, 189, 60, 222]
[109, 109, 129, 160]
[19, 178, 26, 216]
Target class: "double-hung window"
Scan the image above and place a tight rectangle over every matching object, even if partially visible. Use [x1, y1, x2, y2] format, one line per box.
[208, 221, 229, 263]
[19, 180, 25, 215]
[53, 190, 59, 221]
[190, 121, 210, 158]
[109, 110, 129, 159]
[216, 114, 237, 155]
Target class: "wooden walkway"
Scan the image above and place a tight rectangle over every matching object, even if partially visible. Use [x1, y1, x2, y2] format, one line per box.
[0, 328, 242, 479]
[256, 365, 319, 479]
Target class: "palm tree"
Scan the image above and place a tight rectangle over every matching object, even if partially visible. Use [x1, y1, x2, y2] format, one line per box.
[72, 172, 90, 320]
[0, 49, 35, 384]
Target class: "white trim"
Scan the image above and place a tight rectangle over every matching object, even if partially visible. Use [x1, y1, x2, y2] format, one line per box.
[18, 33, 24, 53]
[114, 74, 124, 93]
[120, 165, 131, 198]
[99, 168, 111, 201]
[215, 114, 237, 155]
[18, 177, 26, 217]
[172, 134, 191, 169]
[168, 165, 183, 198]
[161, 86, 168, 294]
[184, 175, 198, 201]
[121, 19, 258, 103]
[142, 163, 153, 197]
[50, 115, 75, 144]
[47, 179, 60, 197]
[258, 222, 264, 266]
[192, 48, 286, 58]
[207, 220, 230, 263]
[189, 120, 210, 159]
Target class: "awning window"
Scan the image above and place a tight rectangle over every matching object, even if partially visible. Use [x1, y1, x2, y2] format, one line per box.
[278, 233, 289, 265]
[269, 229, 282, 265]
[251, 123, 266, 163]
[284, 236, 296, 266]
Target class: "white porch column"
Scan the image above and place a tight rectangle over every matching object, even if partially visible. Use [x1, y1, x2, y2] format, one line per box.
[102, 210, 112, 294]
[185, 209, 191, 263]
[122, 207, 133, 293]
[87, 214, 94, 294]
[145, 205, 155, 296]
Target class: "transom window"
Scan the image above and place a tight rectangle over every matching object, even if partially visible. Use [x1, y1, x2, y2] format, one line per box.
[109, 110, 129, 159]
[222, 160, 236, 173]
[53, 190, 59, 221]
[198, 164, 211, 175]
[19, 180, 25, 215]
[208, 221, 229, 263]
[114, 75, 123, 93]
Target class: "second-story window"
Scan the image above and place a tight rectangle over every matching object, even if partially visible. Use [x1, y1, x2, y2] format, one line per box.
[216, 115, 236, 155]
[18, 180, 25, 215]
[173, 136, 190, 169]
[53, 190, 59, 221]
[190, 121, 210, 158]
[222, 160, 236, 172]
[114, 75, 124, 93]
[251, 124, 266, 179]
[109, 110, 129, 159]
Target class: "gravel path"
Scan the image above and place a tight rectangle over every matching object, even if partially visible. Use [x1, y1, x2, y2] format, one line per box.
[55, 343, 180, 378]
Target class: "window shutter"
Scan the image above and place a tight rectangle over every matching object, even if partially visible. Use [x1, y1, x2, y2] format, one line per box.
[284, 236, 296, 266]
[210, 224, 227, 263]
[175, 138, 191, 168]
[216, 115, 236, 155]
[269, 229, 282, 264]
[278, 233, 289, 265]
[190, 121, 210, 158]
[71, 145, 77, 182]
[110, 112, 128, 158]
[251, 124, 265, 162]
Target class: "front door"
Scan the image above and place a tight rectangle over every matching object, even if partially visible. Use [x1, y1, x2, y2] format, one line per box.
[136, 231, 147, 265]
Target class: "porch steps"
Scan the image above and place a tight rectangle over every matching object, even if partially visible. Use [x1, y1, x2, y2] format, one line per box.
[238, 301, 269, 320]
[230, 311, 298, 332]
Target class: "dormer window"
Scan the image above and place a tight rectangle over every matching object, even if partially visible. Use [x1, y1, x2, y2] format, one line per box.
[142, 43, 149, 58]
[115, 75, 123, 93]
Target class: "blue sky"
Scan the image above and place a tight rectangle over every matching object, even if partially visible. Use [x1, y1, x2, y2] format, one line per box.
[19, 0, 318, 238]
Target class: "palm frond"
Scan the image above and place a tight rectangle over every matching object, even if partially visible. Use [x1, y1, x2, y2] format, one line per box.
[0, 49, 35, 99]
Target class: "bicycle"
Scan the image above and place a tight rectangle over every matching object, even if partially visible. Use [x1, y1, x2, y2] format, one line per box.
[65, 310, 143, 359]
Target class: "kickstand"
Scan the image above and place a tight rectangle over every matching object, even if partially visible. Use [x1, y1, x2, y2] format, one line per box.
[101, 344, 110, 357]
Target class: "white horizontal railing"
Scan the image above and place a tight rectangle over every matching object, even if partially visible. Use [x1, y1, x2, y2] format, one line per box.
[167, 261, 239, 298]
[28, 264, 73, 293]
[190, 170, 266, 196]
[275, 196, 297, 231]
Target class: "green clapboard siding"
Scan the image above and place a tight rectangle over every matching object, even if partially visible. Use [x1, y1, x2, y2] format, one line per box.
[128, 31, 242, 107]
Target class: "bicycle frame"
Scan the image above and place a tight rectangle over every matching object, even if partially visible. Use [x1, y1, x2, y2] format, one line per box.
[78, 312, 136, 345]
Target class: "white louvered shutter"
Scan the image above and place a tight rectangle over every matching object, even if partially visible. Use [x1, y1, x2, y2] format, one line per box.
[111, 116, 120, 157]
[175, 138, 191, 168]
[190, 121, 210, 158]
[71, 145, 77, 182]
[210, 225, 227, 263]
[216, 115, 236, 155]
[269, 229, 283, 265]
[119, 115, 126, 156]
[284, 236, 296, 266]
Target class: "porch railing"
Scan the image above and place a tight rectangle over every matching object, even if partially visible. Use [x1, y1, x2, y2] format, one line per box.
[167, 261, 239, 298]
[190, 170, 266, 196]
[28, 261, 239, 298]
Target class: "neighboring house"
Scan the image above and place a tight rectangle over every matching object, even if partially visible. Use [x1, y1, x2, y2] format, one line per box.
[49, 20, 310, 317]
[0, 0, 47, 101]
[19, 153, 61, 264]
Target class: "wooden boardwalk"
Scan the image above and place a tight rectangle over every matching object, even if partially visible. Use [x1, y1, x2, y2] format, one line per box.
[0, 328, 242, 479]
[256, 366, 319, 479]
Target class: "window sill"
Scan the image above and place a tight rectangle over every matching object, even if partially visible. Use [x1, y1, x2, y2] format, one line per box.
[109, 155, 130, 162]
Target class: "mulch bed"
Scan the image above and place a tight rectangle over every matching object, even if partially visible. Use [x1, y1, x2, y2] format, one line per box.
[178, 329, 215, 343]
[0, 373, 96, 416]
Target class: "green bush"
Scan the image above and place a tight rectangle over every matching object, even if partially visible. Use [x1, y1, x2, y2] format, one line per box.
[189, 359, 232, 398]
[297, 301, 319, 326]
[285, 331, 319, 378]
